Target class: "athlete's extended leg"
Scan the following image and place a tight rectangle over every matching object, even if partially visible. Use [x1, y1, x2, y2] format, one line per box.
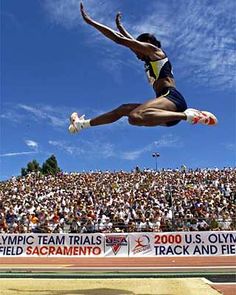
[69, 103, 140, 133]
[90, 103, 141, 126]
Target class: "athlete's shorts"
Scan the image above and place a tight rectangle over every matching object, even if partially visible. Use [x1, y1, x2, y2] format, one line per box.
[158, 87, 188, 127]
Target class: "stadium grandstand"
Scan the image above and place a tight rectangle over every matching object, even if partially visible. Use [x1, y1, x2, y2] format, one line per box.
[1, 167, 235, 234]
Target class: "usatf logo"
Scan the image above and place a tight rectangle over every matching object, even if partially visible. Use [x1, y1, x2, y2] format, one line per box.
[105, 236, 128, 255]
[132, 235, 151, 255]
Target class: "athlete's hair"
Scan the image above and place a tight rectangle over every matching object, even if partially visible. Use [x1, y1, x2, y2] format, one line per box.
[136, 33, 161, 48]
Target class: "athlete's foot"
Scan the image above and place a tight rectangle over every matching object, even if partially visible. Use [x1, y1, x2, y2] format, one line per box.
[68, 112, 90, 133]
[184, 108, 218, 126]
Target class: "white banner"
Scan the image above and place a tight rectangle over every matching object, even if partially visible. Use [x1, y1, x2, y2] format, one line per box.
[0, 231, 235, 257]
[0, 234, 104, 257]
[129, 232, 236, 257]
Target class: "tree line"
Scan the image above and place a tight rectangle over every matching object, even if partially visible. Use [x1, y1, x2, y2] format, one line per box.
[21, 155, 61, 176]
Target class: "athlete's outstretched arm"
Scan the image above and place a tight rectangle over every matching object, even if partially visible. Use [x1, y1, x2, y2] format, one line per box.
[80, 2, 157, 55]
[115, 12, 134, 39]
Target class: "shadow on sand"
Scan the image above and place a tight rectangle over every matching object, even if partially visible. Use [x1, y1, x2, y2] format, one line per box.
[8, 287, 173, 295]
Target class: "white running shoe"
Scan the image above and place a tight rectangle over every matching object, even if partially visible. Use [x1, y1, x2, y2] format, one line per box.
[184, 108, 218, 126]
[68, 112, 87, 134]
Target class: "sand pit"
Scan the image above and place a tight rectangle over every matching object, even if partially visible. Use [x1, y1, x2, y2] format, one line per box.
[0, 278, 220, 295]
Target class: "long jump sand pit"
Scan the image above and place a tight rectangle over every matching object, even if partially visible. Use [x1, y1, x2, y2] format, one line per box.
[0, 278, 221, 295]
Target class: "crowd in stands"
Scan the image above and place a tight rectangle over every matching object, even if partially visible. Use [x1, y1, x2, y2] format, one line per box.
[0, 168, 235, 233]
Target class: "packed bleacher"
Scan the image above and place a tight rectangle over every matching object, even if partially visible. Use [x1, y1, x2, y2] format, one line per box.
[0, 168, 235, 233]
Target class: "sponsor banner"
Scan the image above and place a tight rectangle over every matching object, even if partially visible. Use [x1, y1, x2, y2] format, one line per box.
[130, 233, 153, 256]
[0, 231, 235, 257]
[104, 234, 128, 256]
[129, 231, 236, 256]
[0, 234, 103, 257]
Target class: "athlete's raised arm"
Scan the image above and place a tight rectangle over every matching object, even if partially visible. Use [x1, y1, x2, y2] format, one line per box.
[115, 12, 134, 40]
[80, 2, 157, 56]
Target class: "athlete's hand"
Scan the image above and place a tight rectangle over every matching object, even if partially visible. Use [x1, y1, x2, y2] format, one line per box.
[115, 12, 122, 26]
[80, 2, 93, 25]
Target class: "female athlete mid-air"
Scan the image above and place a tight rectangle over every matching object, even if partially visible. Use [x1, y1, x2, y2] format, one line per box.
[69, 3, 218, 133]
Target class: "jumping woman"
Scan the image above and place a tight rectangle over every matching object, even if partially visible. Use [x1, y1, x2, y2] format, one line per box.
[69, 3, 217, 133]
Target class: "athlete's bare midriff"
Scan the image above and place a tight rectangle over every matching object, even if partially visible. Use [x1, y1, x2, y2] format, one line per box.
[153, 77, 176, 95]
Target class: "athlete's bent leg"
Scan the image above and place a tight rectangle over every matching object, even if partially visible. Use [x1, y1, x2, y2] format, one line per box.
[128, 108, 186, 126]
[128, 96, 186, 127]
[127, 96, 217, 127]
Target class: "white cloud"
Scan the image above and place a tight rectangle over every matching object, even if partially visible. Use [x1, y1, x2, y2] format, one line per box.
[43, 0, 81, 28]
[43, 0, 236, 89]
[121, 142, 153, 161]
[171, 0, 236, 88]
[1, 103, 130, 132]
[0, 151, 37, 157]
[25, 140, 38, 150]
[0, 140, 39, 158]
[1, 103, 69, 130]
[49, 134, 180, 161]
[121, 134, 181, 160]
[0, 111, 23, 123]
[18, 104, 68, 127]
[154, 134, 181, 148]
[48, 139, 115, 158]
[43, 0, 115, 28]
[49, 140, 84, 155]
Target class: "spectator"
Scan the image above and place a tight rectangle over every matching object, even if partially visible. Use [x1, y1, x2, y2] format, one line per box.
[0, 168, 235, 233]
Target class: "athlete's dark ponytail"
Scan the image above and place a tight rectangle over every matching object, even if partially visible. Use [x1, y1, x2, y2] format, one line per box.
[136, 33, 161, 48]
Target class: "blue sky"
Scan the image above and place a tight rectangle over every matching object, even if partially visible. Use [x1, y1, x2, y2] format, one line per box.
[1, 0, 236, 180]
